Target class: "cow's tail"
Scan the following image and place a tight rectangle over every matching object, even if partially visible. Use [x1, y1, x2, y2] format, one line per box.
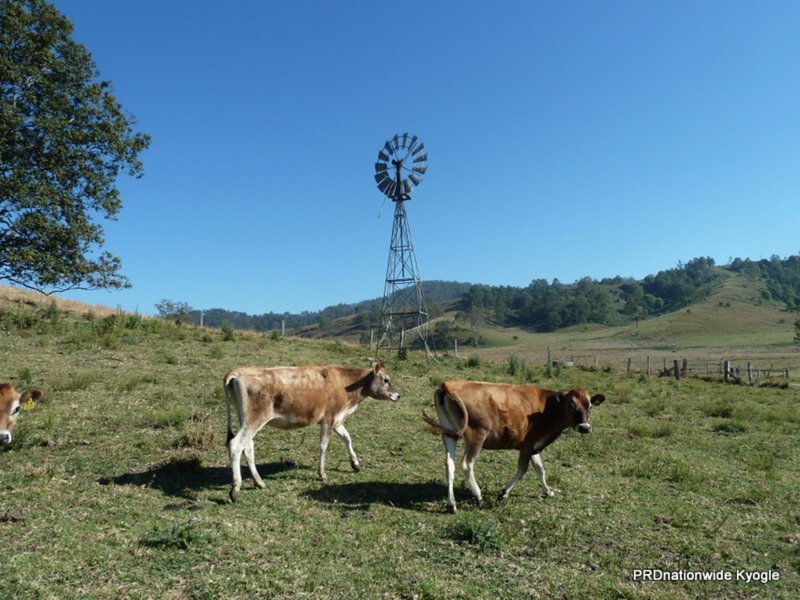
[224, 372, 240, 447]
[422, 386, 468, 440]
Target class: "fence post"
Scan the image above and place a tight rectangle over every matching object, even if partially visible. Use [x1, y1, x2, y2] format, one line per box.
[682, 359, 688, 377]
[747, 362, 753, 383]
[646, 355, 651, 378]
[627, 358, 632, 373]
[674, 359, 681, 381]
[547, 346, 552, 377]
[723, 360, 731, 383]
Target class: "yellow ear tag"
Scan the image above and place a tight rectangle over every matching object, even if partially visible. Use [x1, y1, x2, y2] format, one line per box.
[22, 399, 36, 411]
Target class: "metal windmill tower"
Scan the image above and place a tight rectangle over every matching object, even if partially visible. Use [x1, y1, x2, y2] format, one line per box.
[373, 133, 430, 357]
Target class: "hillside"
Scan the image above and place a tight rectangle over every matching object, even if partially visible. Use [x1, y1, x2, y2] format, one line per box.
[461, 270, 798, 373]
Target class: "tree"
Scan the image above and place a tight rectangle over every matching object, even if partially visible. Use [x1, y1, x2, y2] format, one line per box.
[0, 0, 150, 292]
[155, 299, 193, 325]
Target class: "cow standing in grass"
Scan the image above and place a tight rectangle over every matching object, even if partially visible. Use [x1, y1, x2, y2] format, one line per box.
[423, 381, 605, 512]
[224, 363, 399, 501]
[0, 384, 43, 445]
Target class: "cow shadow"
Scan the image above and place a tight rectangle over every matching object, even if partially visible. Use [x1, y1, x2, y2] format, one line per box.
[98, 460, 301, 500]
[304, 480, 467, 512]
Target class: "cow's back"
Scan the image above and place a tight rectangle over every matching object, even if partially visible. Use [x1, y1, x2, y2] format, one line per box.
[441, 380, 553, 449]
[229, 365, 358, 429]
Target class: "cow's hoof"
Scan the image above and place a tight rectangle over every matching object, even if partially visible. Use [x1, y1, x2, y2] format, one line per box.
[229, 488, 240, 503]
[350, 462, 361, 473]
[254, 480, 267, 489]
[446, 503, 457, 514]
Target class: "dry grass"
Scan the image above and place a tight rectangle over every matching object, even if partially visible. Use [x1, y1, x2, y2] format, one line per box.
[0, 284, 119, 318]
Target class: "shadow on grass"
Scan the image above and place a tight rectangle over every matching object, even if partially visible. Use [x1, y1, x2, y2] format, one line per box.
[98, 460, 301, 499]
[305, 480, 469, 512]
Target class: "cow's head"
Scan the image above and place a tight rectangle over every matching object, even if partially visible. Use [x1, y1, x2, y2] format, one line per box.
[0, 384, 43, 445]
[560, 387, 604, 434]
[366, 362, 400, 401]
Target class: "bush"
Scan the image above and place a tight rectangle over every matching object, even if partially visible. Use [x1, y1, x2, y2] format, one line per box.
[221, 321, 235, 341]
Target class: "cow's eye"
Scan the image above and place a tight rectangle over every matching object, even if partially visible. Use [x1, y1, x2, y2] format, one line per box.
[383, 378, 390, 385]
[11, 405, 20, 416]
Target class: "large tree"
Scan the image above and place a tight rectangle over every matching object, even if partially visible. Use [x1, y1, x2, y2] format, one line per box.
[0, 0, 150, 292]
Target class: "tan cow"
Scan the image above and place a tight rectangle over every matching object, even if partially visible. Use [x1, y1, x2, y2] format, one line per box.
[224, 362, 399, 501]
[423, 380, 605, 512]
[0, 384, 43, 445]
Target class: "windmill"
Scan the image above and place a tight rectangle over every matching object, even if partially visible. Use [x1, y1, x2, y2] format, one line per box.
[373, 133, 430, 357]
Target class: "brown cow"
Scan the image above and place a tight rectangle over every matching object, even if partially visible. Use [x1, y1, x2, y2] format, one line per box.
[0, 384, 43, 445]
[224, 362, 399, 501]
[423, 380, 605, 512]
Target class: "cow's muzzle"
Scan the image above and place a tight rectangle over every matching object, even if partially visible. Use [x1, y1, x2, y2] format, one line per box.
[575, 423, 592, 434]
[388, 392, 400, 402]
[0, 431, 11, 445]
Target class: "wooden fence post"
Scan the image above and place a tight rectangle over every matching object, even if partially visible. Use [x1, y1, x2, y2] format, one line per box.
[747, 362, 753, 383]
[723, 360, 731, 383]
[646, 355, 651, 378]
[674, 359, 681, 381]
[626, 358, 632, 373]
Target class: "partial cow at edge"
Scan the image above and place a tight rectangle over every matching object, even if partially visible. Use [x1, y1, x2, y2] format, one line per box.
[423, 380, 605, 512]
[0, 383, 43, 446]
[224, 362, 399, 502]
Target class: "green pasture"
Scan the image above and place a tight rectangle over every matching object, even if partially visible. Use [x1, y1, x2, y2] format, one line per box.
[1, 303, 798, 599]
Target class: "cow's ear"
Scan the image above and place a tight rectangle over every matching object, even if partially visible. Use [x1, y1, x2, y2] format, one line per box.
[20, 389, 43, 410]
[591, 394, 606, 406]
[372, 362, 384, 374]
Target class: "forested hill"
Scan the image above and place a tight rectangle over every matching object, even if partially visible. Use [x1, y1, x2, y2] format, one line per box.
[189, 255, 800, 334]
[191, 280, 472, 331]
[461, 255, 800, 332]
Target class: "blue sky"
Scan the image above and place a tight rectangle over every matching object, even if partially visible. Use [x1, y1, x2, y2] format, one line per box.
[51, 0, 800, 316]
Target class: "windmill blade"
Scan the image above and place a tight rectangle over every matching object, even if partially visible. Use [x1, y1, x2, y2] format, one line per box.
[402, 179, 412, 194]
[413, 153, 427, 163]
[375, 162, 388, 174]
[411, 142, 425, 156]
[378, 179, 391, 194]
[386, 181, 397, 198]
[401, 132, 408, 148]
[383, 141, 393, 156]
[378, 151, 389, 162]
[375, 173, 389, 185]
[412, 165, 427, 175]
[408, 135, 418, 152]
[392, 134, 400, 150]
[408, 173, 422, 186]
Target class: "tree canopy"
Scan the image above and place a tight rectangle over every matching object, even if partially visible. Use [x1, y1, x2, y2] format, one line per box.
[0, 0, 150, 292]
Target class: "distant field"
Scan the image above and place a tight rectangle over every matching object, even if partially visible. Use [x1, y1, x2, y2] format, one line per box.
[1, 295, 798, 599]
[450, 274, 800, 379]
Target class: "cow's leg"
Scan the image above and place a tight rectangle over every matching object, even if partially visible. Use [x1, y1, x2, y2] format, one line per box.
[531, 453, 556, 497]
[228, 426, 256, 502]
[443, 434, 458, 512]
[244, 439, 266, 489]
[500, 449, 532, 500]
[318, 421, 332, 481]
[333, 423, 360, 472]
[462, 440, 484, 504]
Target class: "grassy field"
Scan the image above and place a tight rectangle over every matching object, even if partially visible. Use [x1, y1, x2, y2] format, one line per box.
[1, 296, 799, 599]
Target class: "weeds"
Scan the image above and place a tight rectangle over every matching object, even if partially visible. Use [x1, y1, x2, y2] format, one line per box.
[140, 518, 205, 550]
[450, 516, 505, 552]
